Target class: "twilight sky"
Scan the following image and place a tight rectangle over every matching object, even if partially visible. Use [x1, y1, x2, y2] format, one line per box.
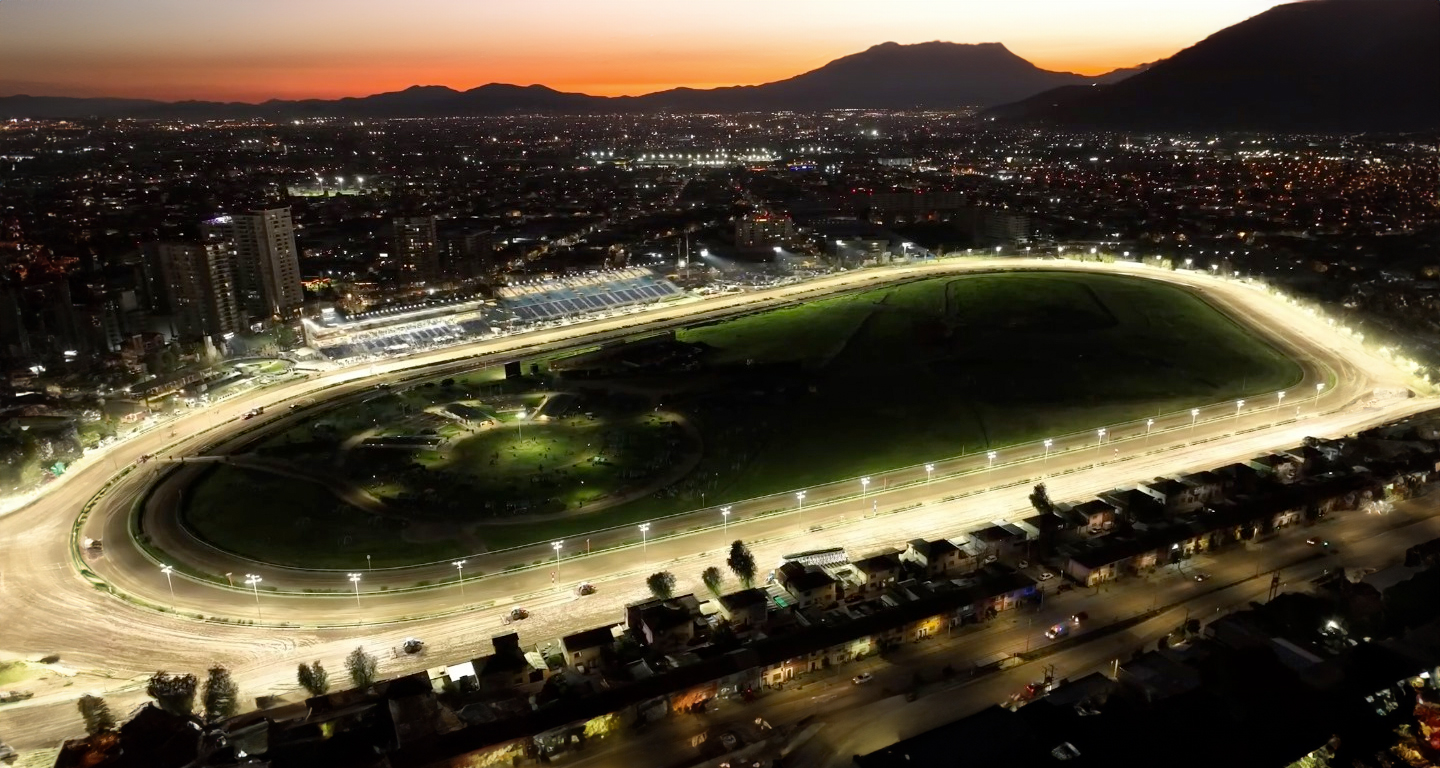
[0, 0, 1291, 102]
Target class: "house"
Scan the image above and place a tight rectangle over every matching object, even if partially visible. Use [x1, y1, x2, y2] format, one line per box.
[715, 588, 770, 633]
[1214, 462, 1266, 495]
[1067, 499, 1118, 531]
[475, 634, 539, 693]
[1180, 471, 1225, 507]
[627, 595, 703, 651]
[1144, 478, 1199, 513]
[1101, 488, 1164, 520]
[559, 624, 618, 673]
[776, 562, 838, 609]
[1249, 453, 1302, 483]
[853, 553, 904, 591]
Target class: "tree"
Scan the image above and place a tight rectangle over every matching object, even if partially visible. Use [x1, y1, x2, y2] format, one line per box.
[701, 566, 725, 597]
[297, 661, 330, 697]
[76, 694, 116, 735]
[1029, 483, 1054, 515]
[727, 540, 757, 588]
[346, 646, 379, 689]
[146, 671, 197, 716]
[646, 571, 677, 601]
[202, 666, 240, 722]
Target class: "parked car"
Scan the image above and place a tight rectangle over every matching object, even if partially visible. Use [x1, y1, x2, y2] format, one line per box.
[1038, 572, 1054, 581]
[0, 742, 17, 764]
[1056, 583, 1074, 593]
[852, 672, 873, 685]
[1018, 560, 1030, 569]
[983, 554, 998, 565]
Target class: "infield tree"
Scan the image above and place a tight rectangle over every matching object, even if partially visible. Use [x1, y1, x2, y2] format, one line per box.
[728, 540, 757, 588]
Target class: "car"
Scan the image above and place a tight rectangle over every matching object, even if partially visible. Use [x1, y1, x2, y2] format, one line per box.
[1070, 612, 1089, 624]
[575, 582, 596, 596]
[1194, 572, 1211, 582]
[1038, 572, 1054, 581]
[983, 554, 998, 565]
[1306, 537, 1321, 545]
[509, 607, 529, 621]
[401, 638, 425, 654]
[852, 672, 874, 684]
[1044, 624, 1069, 640]
[1018, 560, 1030, 569]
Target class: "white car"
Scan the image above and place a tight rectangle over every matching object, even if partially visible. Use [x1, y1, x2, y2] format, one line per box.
[1038, 572, 1054, 581]
[852, 672, 874, 685]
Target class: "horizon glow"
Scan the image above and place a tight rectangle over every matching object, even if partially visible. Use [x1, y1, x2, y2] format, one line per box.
[0, 0, 1291, 102]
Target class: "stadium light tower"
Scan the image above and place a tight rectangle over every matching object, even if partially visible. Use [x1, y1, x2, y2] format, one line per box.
[244, 574, 263, 620]
[796, 491, 807, 527]
[453, 560, 467, 599]
[721, 506, 732, 535]
[160, 564, 175, 609]
[348, 573, 362, 607]
[639, 523, 650, 554]
[1042, 438, 1053, 470]
[925, 463, 935, 482]
[551, 541, 563, 589]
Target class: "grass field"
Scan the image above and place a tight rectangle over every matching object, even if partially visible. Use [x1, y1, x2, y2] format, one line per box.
[181, 271, 1304, 564]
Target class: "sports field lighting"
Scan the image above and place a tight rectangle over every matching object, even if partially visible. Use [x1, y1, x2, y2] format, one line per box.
[1042, 438, 1053, 470]
[1313, 382, 1325, 412]
[1145, 418, 1155, 447]
[160, 564, 175, 608]
[1276, 391, 1286, 411]
[860, 477, 871, 498]
[1095, 428, 1106, 465]
[244, 574, 263, 620]
[453, 560, 467, 599]
[1190, 408, 1200, 439]
[987, 451, 996, 470]
[721, 506, 732, 535]
[639, 523, 650, 554]
[1235, 399, 1245, 425]
[348, 573, 362, 607]
[516, 407, 528, 440]
[925, 463, 935, 482]
[551, 541, 563, 588]
[796, 491, 807, 526]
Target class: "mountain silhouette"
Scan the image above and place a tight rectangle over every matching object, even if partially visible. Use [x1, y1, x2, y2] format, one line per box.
[988, 0, 1440, 132]
[0, 42, 1135, 119]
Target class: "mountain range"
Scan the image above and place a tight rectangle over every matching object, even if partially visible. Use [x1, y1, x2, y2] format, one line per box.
[990, 0, 1440, 132]
[1, 0, 1433, 131]
[0, 42, 1135, 120]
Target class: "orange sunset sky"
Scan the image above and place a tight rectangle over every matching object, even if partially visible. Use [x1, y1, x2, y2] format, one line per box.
[0, 0, 1291, 102]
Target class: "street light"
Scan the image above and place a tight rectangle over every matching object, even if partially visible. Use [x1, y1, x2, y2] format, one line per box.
[160, 564, 175, 608]
[1234, 399, 1245, 426]
[348, 573, 362, 607]
[860, 477, 871, 498]
[639, 523, 650, 554]
[1313, 382, 1325, 413]
[516, 408, 528, 440]
[244, 574, 262, 620]
[924, 463, 935, 482]
[1276, 390, 1286, 413]
[796, 491, 806, 527]
[721, 506, 732, 535]
[551, 541, 563, 589]
[453, 560, 467, 600]
[986, 451, 996, 471]
[1042, 438, 1053, 471]
[1190, 408, 1200, 440]
[1095, 428, 1106, 465]
[1145, 418, 1155, 447]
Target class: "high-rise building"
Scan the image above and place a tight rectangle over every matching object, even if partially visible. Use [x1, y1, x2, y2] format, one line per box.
[143, 238, 245, 342]
[203, 208, 304, 321]
[734, 213, 795, 248]
[393, 216, 441, 284]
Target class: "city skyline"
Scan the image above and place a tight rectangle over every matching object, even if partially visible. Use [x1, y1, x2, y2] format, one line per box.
[0, 0, 1292, 101]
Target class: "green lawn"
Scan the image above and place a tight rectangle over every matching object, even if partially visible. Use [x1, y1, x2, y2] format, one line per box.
[182, 271, 1304, 562]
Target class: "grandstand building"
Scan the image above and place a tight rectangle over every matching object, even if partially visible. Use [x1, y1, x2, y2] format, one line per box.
[495, 268, 683, 324]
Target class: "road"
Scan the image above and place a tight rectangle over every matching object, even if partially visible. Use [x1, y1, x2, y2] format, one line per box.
[0, 257, 1428, 749]
[504, 492, 1440, 768]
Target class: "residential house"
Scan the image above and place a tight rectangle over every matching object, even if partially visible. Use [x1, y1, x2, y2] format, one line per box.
[477, 633, 538, 693]
[559, 625, 618, 673]
[715, 588, 770, 634]
[900, 538, 967, 578]
[776, 562, 839, 609]
[853, 553, 904, 591]
[627, 595, 703, 651]
[1067, 499, 1118, 532]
